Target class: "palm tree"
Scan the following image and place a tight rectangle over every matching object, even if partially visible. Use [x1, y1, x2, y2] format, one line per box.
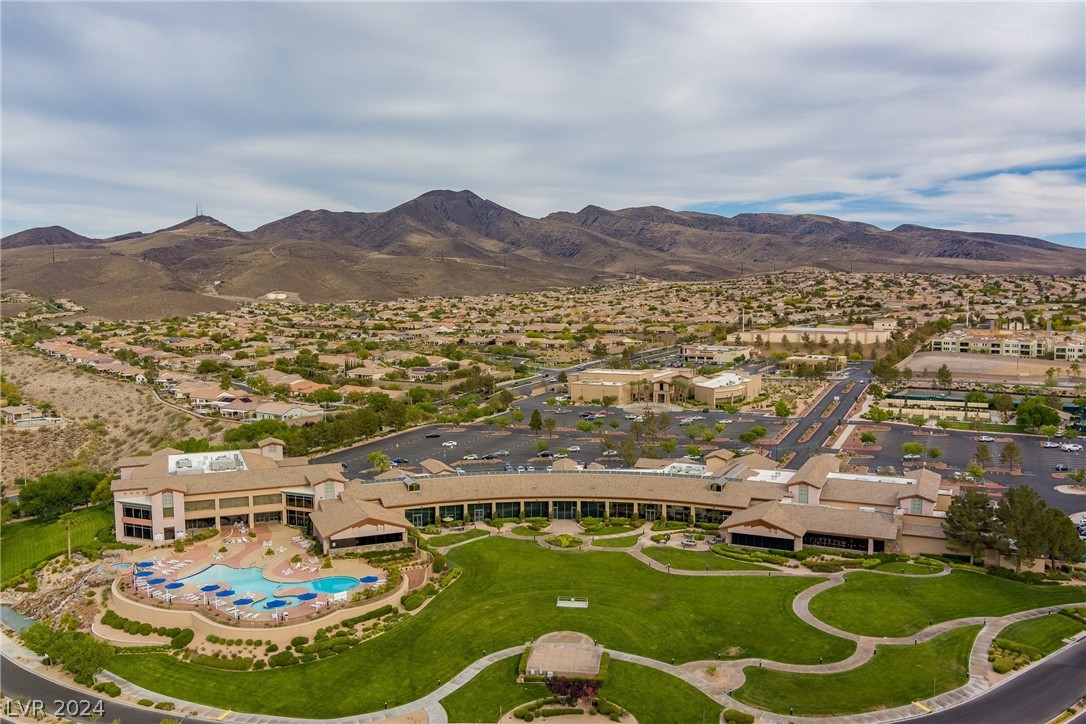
[59, 512, 78, 561]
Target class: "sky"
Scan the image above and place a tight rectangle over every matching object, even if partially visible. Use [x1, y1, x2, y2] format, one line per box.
[2, 2, 1084, 248]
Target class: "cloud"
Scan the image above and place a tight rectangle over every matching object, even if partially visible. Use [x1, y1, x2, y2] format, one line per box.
[2, 2, 1083, 247]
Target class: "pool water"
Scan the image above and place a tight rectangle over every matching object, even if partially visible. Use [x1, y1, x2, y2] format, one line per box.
[177, 564, 358, 608]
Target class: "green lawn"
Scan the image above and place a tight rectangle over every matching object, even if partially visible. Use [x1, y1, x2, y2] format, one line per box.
[511, 526, 549, 537]
[871, 561, 943, 575]
[426, 529, 490, 547]
[582, 525, 638, 537]
[808, 571, 1086, 637]
[440, 656, 548, 722]
[642, 546, 770, 571]
[735, 625, 981, 716]
[600, 660, 722, 724]
[591, 534, 642, 548]
[1, 506, 115, 581]
[107, 537, 852, 717]
[997, 614, 1086, 656]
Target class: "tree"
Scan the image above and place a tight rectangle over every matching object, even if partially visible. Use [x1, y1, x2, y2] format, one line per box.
[995, 485, 1048, 574]
[600, 434, 616, 452]
[685, 445, 703, 458]
[657, 413, 673, 437]
[739, 426, 768, 445]
[1015, 396, 1060, 430]
[966, 461, 985, 479]
[974, 443, 991, 468]
[629, 420, 644, 442]
[935, 363, 953, 389]
[1043, 507, 1086, 569]
[1040, 424, 1059, 440]
[860, 431, 877, 446]
[59, 512, 78, 561]
[511, 408, 525, 424]
[660, 440, 678, 458]
[618, 437, 638, 467]
[367, 451, 391, 473]
[600, 395, 618, 409]
[576, 420, 594, 434]
[908, 414, 927, 430]
[991, 393, 1014, 421]
[774, 399, 794, 418]
[867, 406, 891, 424]
[926, 446, 942, 466]
[534, 440, 550, 454]
[942, 490, 996, 565]
[529, 409, 543, 434]
[999, 442, 1023, 469]
[902, 442, 924, 457]
[556, 370, 568, 384]
[543, 417, 557, 437]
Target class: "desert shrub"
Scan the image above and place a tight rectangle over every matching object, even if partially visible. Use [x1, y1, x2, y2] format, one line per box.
[169, 629, 194, 649]
[268, 651, 298, 667]
[724, 710, 755, 724]
[154, 701, 175, 711]
[252, 659, 266, 670]
[541, 708, 583, 717]
[290, 636, 309, 647]
[139, 623, 153, 636]
[992, 656, 1015, 674]
[401, 592, 425, 611]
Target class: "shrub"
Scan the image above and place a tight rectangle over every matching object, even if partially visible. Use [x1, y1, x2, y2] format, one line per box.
[252, 659, 266, 670]
[189, 653, 253, 671]
[139, 623, 153, 636]
[169, 629, 194, 649]
[541, 708, 584, 717]
[401, 592, 426, 611]
[265, 643, 279, 653]
[138, 699, 153, 707]
[993, 656, 1015, 674]
[268, 651, 298, 667]
[93, 682, 122, 698]
[154, 701, 175, 711]
[724, 710, 755, 724]
[291, 636, 309, 647]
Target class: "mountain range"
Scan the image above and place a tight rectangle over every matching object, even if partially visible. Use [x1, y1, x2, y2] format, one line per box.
[3, 189, 1083, 319]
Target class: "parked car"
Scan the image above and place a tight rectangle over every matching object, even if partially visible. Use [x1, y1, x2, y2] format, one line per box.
[455, 467, 465, 475]
[1062, 443, 1083, 452]
[545, 466, 553, 472]
[567, 445, 581, 452]
[978, 435, 995, 442]
[493, 450, 510, 457]
[539, 450, 554, 458]
[481, 453, 495, 460]
[425, 432, 441, 438]
[339, 462, 348, 471]
[624, 414, 639, 420]
[526, 465, 536, 472]
[1043, 441, 1061, 448]
[442, 441, 458, 447]
[602, 450, 618, 457]
[516, 465, 526, 472]
[553, 453, 568, 459]
[1055, 464, 1070, 471]
[903, 454, 921, 461]
[462, 454, 478, 460]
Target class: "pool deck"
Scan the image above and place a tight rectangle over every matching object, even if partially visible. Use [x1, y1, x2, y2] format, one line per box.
[117, 524, 390, 621]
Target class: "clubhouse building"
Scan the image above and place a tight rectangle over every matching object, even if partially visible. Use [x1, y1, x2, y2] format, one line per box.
[112, 442, 956, 558]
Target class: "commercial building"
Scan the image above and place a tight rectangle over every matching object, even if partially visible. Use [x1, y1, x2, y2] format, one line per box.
[736, 322, 895, 347]
[928, 331, 1046, 358]
[567, 368, 694, 405]
[681, 345, 751, 366]
[691, 371, 762, 406]
[778, 354, 848, 373]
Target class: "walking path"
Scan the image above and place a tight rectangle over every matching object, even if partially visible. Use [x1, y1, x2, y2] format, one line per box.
[6, 542, 1084, 724]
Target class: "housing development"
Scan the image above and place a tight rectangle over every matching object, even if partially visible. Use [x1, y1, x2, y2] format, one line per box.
[2, 270, 1086, 724]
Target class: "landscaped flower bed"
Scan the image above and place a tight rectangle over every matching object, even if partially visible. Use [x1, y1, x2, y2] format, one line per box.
[546, 534, 583, 548]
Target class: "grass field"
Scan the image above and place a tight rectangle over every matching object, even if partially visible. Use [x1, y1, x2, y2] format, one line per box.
[439, 656, 548, 722]
[808, 571, 1086, 637]
[107, 537, 852, 717]
[0, 506, 114, 581]
[511, 526, 548, 537]
[600, 660, 723, 724]
[871, 561, 942, 575]
[735, 625, 981, 716]
[997, 614, 1086, 656]
[582, 525, 638, 537]
[590, 534, 642, 548]
[425, 529, 490, 547]
[642, 546, 770, 571]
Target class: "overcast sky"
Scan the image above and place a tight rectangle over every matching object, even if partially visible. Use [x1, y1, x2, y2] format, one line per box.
[3, 2, 1084, 247]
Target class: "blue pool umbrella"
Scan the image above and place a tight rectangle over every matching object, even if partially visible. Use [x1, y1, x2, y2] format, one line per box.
[215, 589, 236, 597]
[147, 578, 167, 585]
[359, 575, 379, 583]
[164, 582, 184, 590]
[265, 599, 287, 609]
[233, 598, 254, 606]
[199, 584, 220, 592]
[135, 561, 155, 568]
[134, 571, 153, 578]
[297, 592, 318, 601]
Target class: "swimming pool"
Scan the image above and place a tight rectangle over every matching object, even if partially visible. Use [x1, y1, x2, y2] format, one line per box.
[176, 564, 359, 609]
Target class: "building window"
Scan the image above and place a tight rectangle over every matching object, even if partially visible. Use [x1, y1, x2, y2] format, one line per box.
[253, 493, 282, 506]
[219, 496, 249, 509]
[797, 484, 809, 505]
[324, 481, 335, 500]
[122, 504, 152, 520]
[123, 522, 153, 540]
[161, 492, 174, 518]
[254, 511, 282, 524]
[184, 499, 216, 512]
[910, 497, 923, 514]
[285, 493, 314, 509]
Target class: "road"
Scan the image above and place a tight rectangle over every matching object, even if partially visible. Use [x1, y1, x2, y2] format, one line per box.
[0, 653, 201, 724]
[909, 637, 1086, 724]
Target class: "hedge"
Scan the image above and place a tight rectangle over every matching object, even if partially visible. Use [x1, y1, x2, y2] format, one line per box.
[597, 652, 610, 682]
[268, 651, 298, 667]
[724, 709, 755, 724]
[519, 647, 533, 676]
[341, 604, 396, 628]
[188, 653, 254, 671]
[401, 592, 426, 611]
[170, 629, 194, 649]
[93, 682, 122, 698]
[541, 708, 584, 717]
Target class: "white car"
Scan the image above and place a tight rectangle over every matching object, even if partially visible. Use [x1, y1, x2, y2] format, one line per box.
[553, 453, 568, 459]
[462, 454, 478, 460]
[624, 414, 639, 420]
[1062, 443, 1083, 452]
[492, 449, 511, 457]
[567, 445, 581, 452]
[442, 441, 458, 447]
[978, 436, 995, 442]
[602, 450, 618, 457]
[1042, 441, 1061, 448]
